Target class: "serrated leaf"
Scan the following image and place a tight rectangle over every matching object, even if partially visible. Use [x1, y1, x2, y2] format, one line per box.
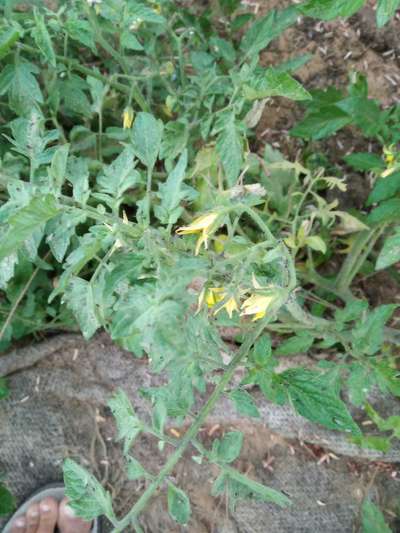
[361, 499, 392, 533]
[65, 15, 96, 53]
[66, 156, 90, 204]
[120, 30, 143, 51]
[275, 334, 314, 356]
[33, 8, 56, 67]
[213, 431, 243, 463]
[49, 144, 69, 192]
[216, 114, 243, 186]
[252, 335, 272, 366]
[152, 400, 167, 435]
[367, 198, 400, 224]
[126, 456, 147, 480]
[63, 458, 114, 522]
[108, 390, 142, 455]
[160, 120, 189, 161]
[46, 211, 86, 263]
[335, 299, 368, 326]
[291, 107, 351, 139]
[282, 368, 361, 435]
[9, 62, 43, 115]
[96, 146, 139, 200]
[155, 150, 191, 224]
[64, 277, 100, 339]
[367, 172, 400, 206]
[305, 235, 326, 253]
[167, 484, 191, 525]
[240, 7, 298, 57]
[0, 26, 20, 60]
[376, 0, 400, 27]
[131, 112, 163, 170]
[352, 304, 397, 355]
[0, 482, 15, 516]
[244, 69, 311, 102]
[300, 0, 366, 20]
[0, 195, 58, 262]
[212, 469, 291, 508]
[229, 389, 260, 418]
[344, 152, 385, 172]
[351, 435, 391, 453]
[376, 228, 400, 270]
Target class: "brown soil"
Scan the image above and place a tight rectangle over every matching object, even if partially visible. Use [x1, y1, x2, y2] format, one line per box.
[254, 1, 400, 161]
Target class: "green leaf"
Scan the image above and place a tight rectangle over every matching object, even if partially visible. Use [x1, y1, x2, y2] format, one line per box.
[96, 146, 139, 200]
[0, 377, 9, 400]
[0, 195, 58, 262]
[152, 400, 167, 435]
[275, 334, 314, 356]
[126, 456, 147, 480]
[376, 0, 400, 27]
[46, 210, 86, 263]
[32, 8, 56, 67]
[212, 469, 291, 508]
[160, 120, 189, 161]
[167, 484, 191, 525]
[212, 431, 243, 463]
[49, 144, 69, 192]
[131, 112, 163, 170]
[351, 435, 391, 453]
[0, 482, 15, 516]
[352, 304, 397, 356]
[9, 62, 43, 116]
[216, 114, 243, 186]
[229, 389, 260, 418]
[120, 30, 143, 51]
[335, 299, 368, 326]
[65, 15, 96, 53]
[64, 277, 100, 340]
[305, 235, 326, 253]
[367, 198, 400, 224]
[243, 69, 311, 101]
[240, 7, 298, 57]
[281, 368, 361, 435]
[63, 458, 114, 522]
[0, 26, 20, 60]
[300, 0, 366, 20]
[361, 499, 392, 533]
[252, 335, 272, 366]
[66, 156, 90, 204]
[367, 172, 400, 206]
[291, 107, 351, 139]
[108, 390, 142, 455]
[344, 153, 385, 172]
[376, 227, 400, 270]
[155, 150, 192, 224]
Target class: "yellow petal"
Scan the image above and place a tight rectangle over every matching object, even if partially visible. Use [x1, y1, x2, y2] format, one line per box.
[252, 311, 266, 321]
[176, 213, 219, 235]
[122, 106, 134, 129]
[241, 294, 275, 316]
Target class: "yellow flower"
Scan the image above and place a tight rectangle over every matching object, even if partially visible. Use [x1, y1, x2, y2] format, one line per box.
[201, 288, 239, 318]
[176, 212, 219, 255]
[241, 294, 276, 321]
[216, 296, 239, 318]
[122, 106, 134, 129]
[205, 287, 225, 307]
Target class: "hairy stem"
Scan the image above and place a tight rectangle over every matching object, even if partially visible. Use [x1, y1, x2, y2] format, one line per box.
[113, 323, 265, 531]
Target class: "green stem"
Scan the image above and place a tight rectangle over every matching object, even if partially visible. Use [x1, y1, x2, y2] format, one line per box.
[18, 43, 149, 112]
[335, 227, 384, 294]
[113, 323, 265, 531]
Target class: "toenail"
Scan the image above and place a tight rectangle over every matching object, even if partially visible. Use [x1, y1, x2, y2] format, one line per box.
[65, 504, 76, 517]
[40, 503, 51, 512]
[28, 509, 39, 517]
[15, 518, 25, 528]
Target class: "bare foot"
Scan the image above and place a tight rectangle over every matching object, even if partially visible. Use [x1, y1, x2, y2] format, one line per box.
[10, 497, 92, 533]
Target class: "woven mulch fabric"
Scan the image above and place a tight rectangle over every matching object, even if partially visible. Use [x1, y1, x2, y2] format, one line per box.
[0, 333, 399, 532]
